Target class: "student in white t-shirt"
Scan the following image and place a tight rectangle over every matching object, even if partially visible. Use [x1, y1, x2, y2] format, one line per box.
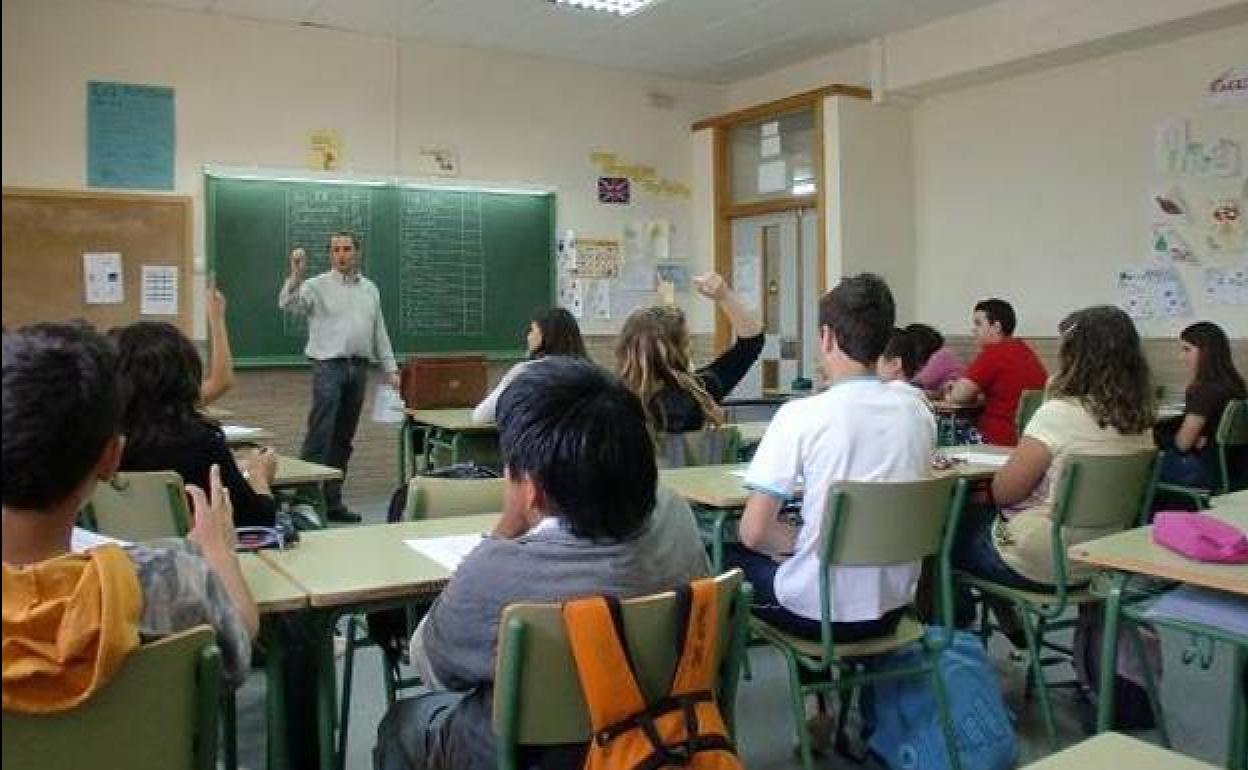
[727, 274, 936, 642]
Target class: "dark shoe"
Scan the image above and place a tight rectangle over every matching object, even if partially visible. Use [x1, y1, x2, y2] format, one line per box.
[327, 509, 362, 524]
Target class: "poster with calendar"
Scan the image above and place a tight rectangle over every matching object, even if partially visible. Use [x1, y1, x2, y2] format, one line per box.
[1117, 267, 1191, 320]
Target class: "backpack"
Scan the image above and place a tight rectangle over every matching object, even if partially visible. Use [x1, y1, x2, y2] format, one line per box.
[865, 629, 1017, 770]
[563, 578, 742, 770]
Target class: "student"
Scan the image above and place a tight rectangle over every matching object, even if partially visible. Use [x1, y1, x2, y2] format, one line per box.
[198, 286, 236, 406]
[945, 298, 1047, 446]
[906, 322, 963, 394]
[375, 357, 708, 770]
[616, 271, 763, 434]
[727, 273, 934, 642]
[878, 327, 922, 382]
[2, 323, 256, 712]
[471, 307, 586, 424]
[952, 306, 1154, 594]
[113, 322, 278, 528]
[1156, 321, 1247, 488]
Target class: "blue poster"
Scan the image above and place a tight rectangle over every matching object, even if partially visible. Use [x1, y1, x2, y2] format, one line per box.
[87, 81, 175, 190]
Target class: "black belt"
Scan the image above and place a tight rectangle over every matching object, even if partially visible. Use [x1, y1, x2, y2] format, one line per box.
[319, 356, 370, 366]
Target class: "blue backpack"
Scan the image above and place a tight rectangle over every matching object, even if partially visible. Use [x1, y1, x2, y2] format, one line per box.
[865, 629, 1017, 770]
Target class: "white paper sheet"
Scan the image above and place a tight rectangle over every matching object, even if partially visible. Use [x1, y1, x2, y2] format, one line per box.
[72, 527, 130, 553]
[371, 384, 405, 424]
[84, 252, 123, 304]
[140, 264, 178, 315]
[941, 450, 1009, 467]
[758, 159, 787, 194]
[404, 534, 484, 572]
[760, 135, 781, 158]
[222, 424, 264, 440]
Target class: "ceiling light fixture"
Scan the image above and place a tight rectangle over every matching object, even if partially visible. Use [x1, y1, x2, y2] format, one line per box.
[548, 0, 664, 17]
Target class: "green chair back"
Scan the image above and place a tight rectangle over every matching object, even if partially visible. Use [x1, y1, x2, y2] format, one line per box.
[492, 570, 747, 767]
[81, 471, 190, 541]
[2, 626, 222, 770]
[1051, 450, 1159, 531]
[1015, 389, 1045, 438]
[1215, 399, 1248, 492]
[659, 425, 743, 468]
[404, 476, 504, 521]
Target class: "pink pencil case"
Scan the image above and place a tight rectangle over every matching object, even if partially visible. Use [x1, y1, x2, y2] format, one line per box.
[1152, 512, 1248, 564]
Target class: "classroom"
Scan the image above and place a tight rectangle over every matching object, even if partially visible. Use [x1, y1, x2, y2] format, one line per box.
[2, 1, 1247, 769]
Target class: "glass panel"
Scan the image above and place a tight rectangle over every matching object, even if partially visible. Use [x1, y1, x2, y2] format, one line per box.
[728, 108, 816, 205]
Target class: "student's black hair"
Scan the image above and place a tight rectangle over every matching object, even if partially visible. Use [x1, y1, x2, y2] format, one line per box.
[817, 273, 896, 366]
[904, 323, 945, 367]
[529, 307, 587, 359]
[113, 321, 217, 457]
[1182, 321, 1246, 398]
[2, 322, 121, 509]
[495, 356, 656, 541]
[974, 298, 1017, 336]
[883, 328, 922, 379]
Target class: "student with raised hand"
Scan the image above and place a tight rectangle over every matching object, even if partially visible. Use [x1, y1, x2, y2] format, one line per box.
[944, 298, 1047, 446]
[2, 323, 256, 712]
[905, 322, 963, 394]
[952, 306, 1154, 598]
[616, 271, 763, 434]
[471, 307, 586, 424]
[728, 274, 935, 643]
[114, 321, 278, 528]
[1156, 321, 1247, 488]
[375, 357, 707, 770]
[198, 285, 236, 406]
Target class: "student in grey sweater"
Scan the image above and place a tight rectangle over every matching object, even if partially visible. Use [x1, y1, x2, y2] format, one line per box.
[375, 357, 709, 770]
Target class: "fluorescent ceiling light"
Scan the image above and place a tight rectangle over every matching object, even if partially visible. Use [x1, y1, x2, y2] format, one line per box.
[549, 0, 664, 17]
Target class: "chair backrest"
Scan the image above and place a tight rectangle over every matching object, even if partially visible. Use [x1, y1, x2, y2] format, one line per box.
[821, 477, 962, 567]
[659, 425, 743, 468]
[2, 626, 221, 770]
[82, 471, 190, 541]
[492, 570, 747, 760]
[1015, 389, 1045, 438]
[1215, 399, 1248, 492]
[405, 475, 505, 520]
[1051, 450, 1159, 531]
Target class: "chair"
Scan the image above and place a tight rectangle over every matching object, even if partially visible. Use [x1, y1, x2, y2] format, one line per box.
[338, 475, 504, 769]
[80, 471, 190, 540]
[1015, 389, 1045, 439]
[956, 449, 1159, 749]
[1156, 398, 1248, 510]
[493, 569, 751, 770]
[659, 425, 743, 468]
[2, 626, 222, 770]
[751, 476, 971, 770]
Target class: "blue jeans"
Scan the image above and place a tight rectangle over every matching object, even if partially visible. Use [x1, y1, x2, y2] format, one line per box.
[722, 543, 904, 643]
[301, 358, 369, 513]
[1158, 448, 1215, 489]
[951, 504, 1058, 629]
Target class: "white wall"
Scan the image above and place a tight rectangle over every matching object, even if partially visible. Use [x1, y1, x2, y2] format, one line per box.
[1, 0, 726, 337]
[914, 21, 1248, 338]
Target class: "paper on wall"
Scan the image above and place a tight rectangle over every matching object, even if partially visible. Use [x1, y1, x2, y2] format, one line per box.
[758, 159, 787, 195]
[1150, 225, 1197, 264]
[559, 277, 585, 318]
[140, 265, 178, 315]
[557, 230, 577, 271]
[84, 252, 123, 304]
[760, 135, 781, 158]
[1155, 118, 1188, 175]
[760, 121, 779, 137]
[1118, 267, 1192, 320]
[618, 258, 655, 291]
[1203, 265, 1248, 305]
[732, 254, 762, 309]
[1150, 186, 1190, 225]
[655, 263, 690, 292]
[648, 220, 672, 261]
[591, 279, 611, 321]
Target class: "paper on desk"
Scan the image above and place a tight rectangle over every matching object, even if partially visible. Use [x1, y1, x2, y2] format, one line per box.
[942, 450, 1009, 467]
[222, 424, 263, 440]
[404, 534, 483, 572]
[72, 527, 130, 553]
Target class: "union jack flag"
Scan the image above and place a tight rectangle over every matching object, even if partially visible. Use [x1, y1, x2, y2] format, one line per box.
[598, 177, 630, 204]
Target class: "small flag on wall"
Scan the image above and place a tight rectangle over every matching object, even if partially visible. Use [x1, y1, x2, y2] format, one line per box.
[598, 177, 630, 204]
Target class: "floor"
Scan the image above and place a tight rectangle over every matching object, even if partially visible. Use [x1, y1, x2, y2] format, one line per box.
[232, 501, 1236, 770]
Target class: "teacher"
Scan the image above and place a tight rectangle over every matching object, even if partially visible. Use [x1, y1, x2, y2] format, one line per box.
[279, 231, 400, 523]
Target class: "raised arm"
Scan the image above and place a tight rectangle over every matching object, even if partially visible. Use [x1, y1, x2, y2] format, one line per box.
[694, 272, 763, 339]
[199, 287, 236, 406]
[277, 248, 313, 314]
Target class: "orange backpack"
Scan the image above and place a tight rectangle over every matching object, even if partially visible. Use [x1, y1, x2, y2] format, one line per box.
[562, 578, 743, 770]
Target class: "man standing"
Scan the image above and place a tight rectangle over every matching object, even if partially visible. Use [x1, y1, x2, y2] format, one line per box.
[944, 298, 1047, 446]
[279, 231, 400, 523]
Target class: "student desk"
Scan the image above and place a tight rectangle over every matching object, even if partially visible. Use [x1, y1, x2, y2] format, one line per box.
[1022, 732, 1217, 769]
[235, 453, 342, 519]
[258, 513, 499, 770]
[223, 424, 276, 447]
[660, 453, 1006, 571]
[733, 421, 769, 447]
[1213, 489, 1248, 509]
[1069, 504, 1248, 768]
[399, 408, 498, 481]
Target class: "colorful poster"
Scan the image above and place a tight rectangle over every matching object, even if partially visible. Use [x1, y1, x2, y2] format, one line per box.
[1203, 265, 1248, 305]
[598, 177, 630, 204]
[87, 81, 175, 190]
[307, 129, 343, 171]
[1118, 267, 1192, 320]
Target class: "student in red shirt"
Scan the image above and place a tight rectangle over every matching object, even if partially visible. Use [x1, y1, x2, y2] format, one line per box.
[944, 298, 1047, 445]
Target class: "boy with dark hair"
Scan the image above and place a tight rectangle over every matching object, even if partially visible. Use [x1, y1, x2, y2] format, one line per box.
[375, 356, 708, 770]
[945, 297, 1047, 445]
[2, 323, 255, 713]
[728, 273, 935, 642]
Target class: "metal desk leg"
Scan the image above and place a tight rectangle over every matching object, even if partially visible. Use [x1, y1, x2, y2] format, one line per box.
[1095, 572, 1129, 733]
[262, 619, 289, 770]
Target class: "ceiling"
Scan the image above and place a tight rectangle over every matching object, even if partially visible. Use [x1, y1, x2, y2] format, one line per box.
[118, 0, 998, 83]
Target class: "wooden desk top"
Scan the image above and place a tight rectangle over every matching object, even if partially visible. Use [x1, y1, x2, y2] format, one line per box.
[203, 405, 233, 419]
[273, 455, 343, 486]
[1211, 489, 1248, 509]
[258, 513, 500, 608]
[732, 421, 769, 445]
[222, 425, 275, 446]
[403, 408, 496, 432]
[1021, 733, 1215, 769]
[240, 552, 308, 614]
[1069, 506, 1248, 596]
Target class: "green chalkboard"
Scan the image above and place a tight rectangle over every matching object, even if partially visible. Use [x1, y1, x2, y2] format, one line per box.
[206, 173, 555, 366]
